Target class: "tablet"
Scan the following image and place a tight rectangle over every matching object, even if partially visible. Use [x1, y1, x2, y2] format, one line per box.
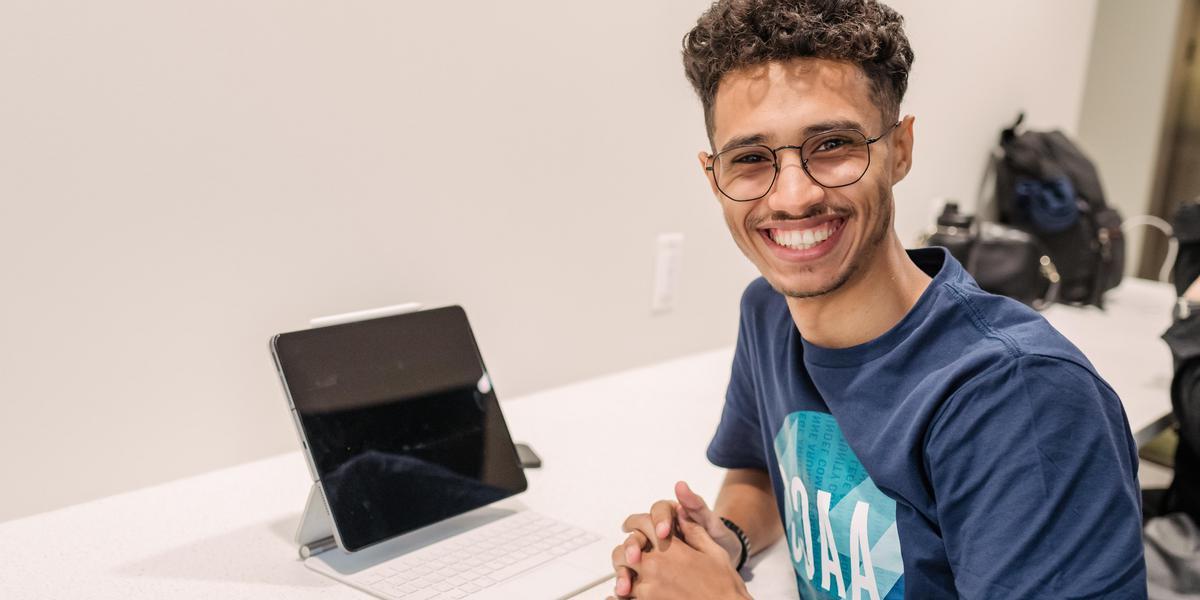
[271, 305, 528, 552]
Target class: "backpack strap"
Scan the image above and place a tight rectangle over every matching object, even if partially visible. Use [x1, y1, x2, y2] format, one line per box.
[975, 147, 1003, 226]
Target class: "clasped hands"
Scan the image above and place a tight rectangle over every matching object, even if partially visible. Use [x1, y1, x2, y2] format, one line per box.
[606, 481, 752, 600]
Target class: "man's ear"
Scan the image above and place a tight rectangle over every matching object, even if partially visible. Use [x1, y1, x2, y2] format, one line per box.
[697, 151, 722, 200]
[890, 115, 915, 184]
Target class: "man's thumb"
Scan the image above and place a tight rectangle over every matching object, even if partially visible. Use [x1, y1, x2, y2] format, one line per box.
[675, 481, 705, 507]
[678, 518, 723, 555]
[675, 481, 713, 520]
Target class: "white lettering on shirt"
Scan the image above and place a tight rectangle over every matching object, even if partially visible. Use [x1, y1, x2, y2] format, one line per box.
[849, 500, 881, 600]
[817, 490, 847, 597]
[783, 469, 816, 579]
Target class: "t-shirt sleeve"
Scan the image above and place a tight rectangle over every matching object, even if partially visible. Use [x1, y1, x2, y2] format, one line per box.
[706, 286, 768, 471]
[925, 354, 1146, 599]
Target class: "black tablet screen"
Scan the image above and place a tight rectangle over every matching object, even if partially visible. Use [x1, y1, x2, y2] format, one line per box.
[273, 306, 527, 552]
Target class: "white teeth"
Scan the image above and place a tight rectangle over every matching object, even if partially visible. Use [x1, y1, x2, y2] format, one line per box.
[769, 222, 840, 250]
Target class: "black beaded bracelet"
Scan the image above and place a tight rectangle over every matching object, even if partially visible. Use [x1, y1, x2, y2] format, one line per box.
[719, 517, 750, 571]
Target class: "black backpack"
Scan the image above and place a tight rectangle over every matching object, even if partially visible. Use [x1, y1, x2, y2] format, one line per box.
[990, 114, 1124, 308]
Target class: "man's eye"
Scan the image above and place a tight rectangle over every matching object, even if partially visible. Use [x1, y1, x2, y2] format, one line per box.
[732, 153, 771, 164]
[814, 137, 851, 153]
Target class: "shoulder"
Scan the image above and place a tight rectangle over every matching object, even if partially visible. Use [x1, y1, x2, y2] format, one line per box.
[929, 351, 1126, 453]
[935, 276, 1102, 379]
[906, 249, 1095, 373]
[948, 352, 1113, 406]
[921, 281, 1124, 432]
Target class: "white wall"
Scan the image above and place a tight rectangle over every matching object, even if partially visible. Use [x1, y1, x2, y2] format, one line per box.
[1076, 0, 1186, 275]
[0, 0, 1099, 523]
[888, 0, 1100, 239]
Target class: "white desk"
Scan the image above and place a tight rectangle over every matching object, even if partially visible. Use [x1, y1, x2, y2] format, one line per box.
[0, 279, 1176, 600]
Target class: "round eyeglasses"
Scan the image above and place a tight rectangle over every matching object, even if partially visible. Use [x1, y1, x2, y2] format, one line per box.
[705, 121, 900, 202]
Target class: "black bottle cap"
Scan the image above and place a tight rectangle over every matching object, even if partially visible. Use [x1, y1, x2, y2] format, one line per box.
[937, 202, 974, 229]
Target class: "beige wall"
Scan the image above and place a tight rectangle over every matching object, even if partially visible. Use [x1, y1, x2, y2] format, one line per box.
[890, 0, 1099, 237]
[1077, 0, 1186, 274]
[0, 0, 1099, 522]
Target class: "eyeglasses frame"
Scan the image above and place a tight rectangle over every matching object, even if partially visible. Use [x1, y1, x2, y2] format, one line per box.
[705, 121, 901, 202]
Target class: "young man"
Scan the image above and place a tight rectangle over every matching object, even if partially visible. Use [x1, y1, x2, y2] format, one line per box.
[608, 1, 1147, 598]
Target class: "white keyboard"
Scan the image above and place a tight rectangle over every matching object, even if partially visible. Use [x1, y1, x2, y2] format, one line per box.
[351, 512, 601, 600]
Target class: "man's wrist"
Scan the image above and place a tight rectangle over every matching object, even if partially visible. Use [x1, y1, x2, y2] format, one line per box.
[719, 517, 750, 571]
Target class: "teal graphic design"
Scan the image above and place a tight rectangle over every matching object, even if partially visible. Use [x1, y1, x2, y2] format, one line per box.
[773, 411, 904, 600]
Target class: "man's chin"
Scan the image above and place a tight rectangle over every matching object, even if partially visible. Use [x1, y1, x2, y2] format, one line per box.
[765, 271, 854, 299]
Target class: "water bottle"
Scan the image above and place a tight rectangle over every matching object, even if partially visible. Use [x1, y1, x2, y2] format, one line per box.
[926, 202, 975, 266]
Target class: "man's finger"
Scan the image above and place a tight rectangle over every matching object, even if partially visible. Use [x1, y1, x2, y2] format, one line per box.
[609, 544, 638, 599]
[622, 532, 649, 565]
[678, 518, 726, 556]
[613, 566, 636, 598]
[611, 543, 638, 572]
[621, 513, 667, 552]
[649, 499, 677, 541]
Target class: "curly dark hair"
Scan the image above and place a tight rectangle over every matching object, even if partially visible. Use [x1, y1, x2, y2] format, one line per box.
[683, 0, 914, 140]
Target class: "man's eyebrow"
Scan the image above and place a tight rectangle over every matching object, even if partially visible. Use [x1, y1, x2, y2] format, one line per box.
[802, 119, 868, 136]
[719, 133, 770, 152]
[718, 119, 870, 152]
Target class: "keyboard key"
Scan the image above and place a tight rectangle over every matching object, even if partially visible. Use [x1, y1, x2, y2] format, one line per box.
[490, 554, 555, 582]
[370, 581, 399, 595]
[357, 572, 386, 585]
[403, 589, 441, 600]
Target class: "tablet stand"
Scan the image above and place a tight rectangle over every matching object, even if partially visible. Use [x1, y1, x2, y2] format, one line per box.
[296, 483, 337, 558]
[294, 302, 424, 559]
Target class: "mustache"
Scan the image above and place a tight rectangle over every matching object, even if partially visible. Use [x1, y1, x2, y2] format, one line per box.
[748, 205, 852, 228]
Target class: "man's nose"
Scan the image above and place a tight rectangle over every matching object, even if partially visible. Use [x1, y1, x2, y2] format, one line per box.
[765, 150, 825, 215]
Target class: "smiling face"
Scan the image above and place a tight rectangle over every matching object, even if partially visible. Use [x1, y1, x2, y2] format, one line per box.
[700, 58, 912, 298]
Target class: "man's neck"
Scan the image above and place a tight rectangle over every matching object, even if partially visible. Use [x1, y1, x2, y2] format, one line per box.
[786, 236, 932, 349]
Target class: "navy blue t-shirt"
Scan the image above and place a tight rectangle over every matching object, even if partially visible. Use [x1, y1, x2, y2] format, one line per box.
[708, 248, 1146, 599]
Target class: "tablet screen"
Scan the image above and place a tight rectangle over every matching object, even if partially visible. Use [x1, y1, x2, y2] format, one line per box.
[273, 306, 527, 552]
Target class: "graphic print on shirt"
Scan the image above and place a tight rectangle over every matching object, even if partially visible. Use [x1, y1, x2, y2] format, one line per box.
[774, 411, 904, 600]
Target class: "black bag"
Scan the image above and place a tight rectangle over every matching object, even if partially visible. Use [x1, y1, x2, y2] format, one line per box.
[992, 114, 1124, 308]
[926, 202, 1059, 309]
[1173, 202, 1200, 296]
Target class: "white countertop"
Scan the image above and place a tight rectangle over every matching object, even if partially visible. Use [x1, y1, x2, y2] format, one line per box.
[0, 278, 1177, 599]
